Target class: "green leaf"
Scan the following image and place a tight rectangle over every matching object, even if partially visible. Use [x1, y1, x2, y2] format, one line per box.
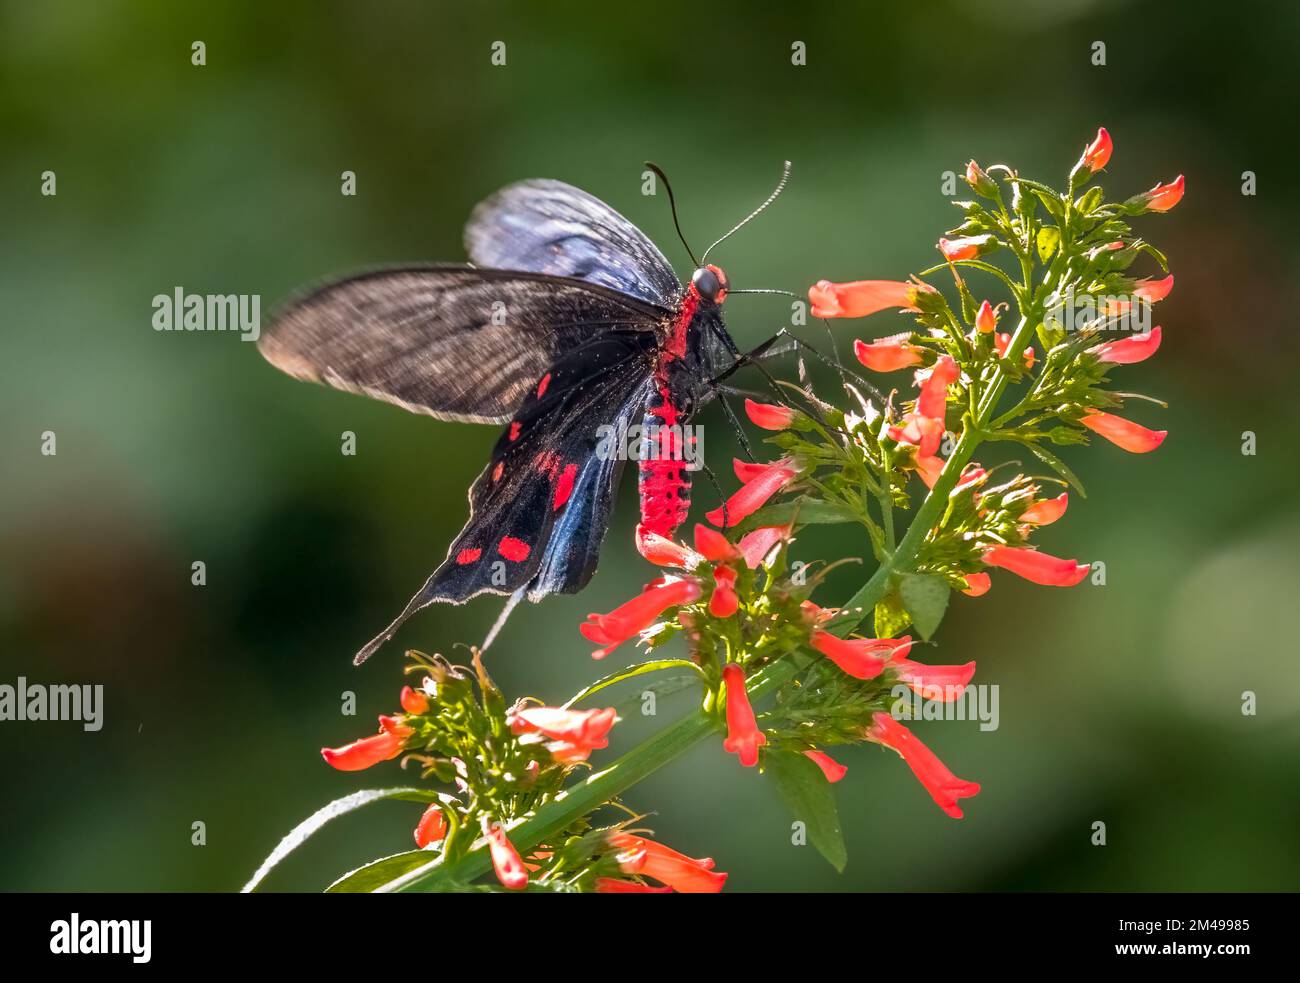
[1016, 439, 1087, 498]
[1075, 186, 1104, 214]
[766, 751, 847, 873]
[1036, 226, 1060, 263]
[747, 498, 859, 527]
[899, 573, 950, 641]
[242, 788, 444, 893]
[327, 850, 448, 893]
[564, 659, 703, 708]
[874, 589, 911, 637]
[1030, 189, 1064, 221]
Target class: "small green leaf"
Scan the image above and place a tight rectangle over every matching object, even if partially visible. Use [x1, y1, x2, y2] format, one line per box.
[874, 589, 912, 637]
[328, 850, 448, 893]
[1030, 189, 1063, 221]
[766, 751, 847, 873]
[899, 573, 950, 641]
[1075, 186, 1104, 214]
[242, 787, 444, 893]
[1016, 439, 1087, 497]
[564, 659, 703, 708]
[1036, 226, 1060, 263]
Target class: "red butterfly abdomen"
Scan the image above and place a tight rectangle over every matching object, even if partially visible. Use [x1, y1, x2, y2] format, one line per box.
[637, 387, 692, 538]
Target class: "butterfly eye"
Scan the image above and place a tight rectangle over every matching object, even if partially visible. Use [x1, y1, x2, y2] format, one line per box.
[692, 267, 722, 302]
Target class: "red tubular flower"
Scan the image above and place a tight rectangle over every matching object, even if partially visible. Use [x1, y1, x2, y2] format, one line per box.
[914, 453, 945, 489]
[413, 803, 447, 848]
[737, 523, 792, 569]
[917, 355, 959, 420]
[609, 832, 726, 893]
[399, 685, 429, 716]
[937, 235, 994, 261]
[867, 712, 981, 818]
[962, 572, 991, 597]
[705, 463, 797, 528]
[1021, 491, 1069, 526]
[804, 749, 848, 783]
[1080, 411, 1167, 453]
[892, 659, 977, 702]
[1133, 174, 1185, 213]
[965, 159, 997, 197]
[635, 523, 698, 568]
[732, 456, 794, 483]
[800, 600, 838, 625]
[595, 878, 672, 893]
[694, 523, 739, 562]
[955, 463, 987, 491]
[508, 706, 617, 754]
[721, 664, 766, 767]
[1134, 274, 1174, 304]
[811, 630, 912, 679]
[993, 332, 1035, 369]
[581, 578, 703, 659]
[1077, 126, 1113, 174]
[853, 334, 924, 372]
[744, 398, 797, 430]
[710, 565, 739, 618]
[975, 299, 998, 334]
[808, 278, 936, 318]
[1089, 325, 1162, 364]
[485, 823, 528, 890]
[321, 717, 413, 772]
[982, 546, 1089, 586]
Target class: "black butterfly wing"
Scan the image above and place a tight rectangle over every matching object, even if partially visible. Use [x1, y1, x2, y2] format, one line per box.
[464, 179, 682, 308]
[258, 265, 671, 424]
[352, 329, 657, 663]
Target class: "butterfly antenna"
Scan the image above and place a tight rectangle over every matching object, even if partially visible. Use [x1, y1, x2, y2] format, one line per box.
[701, 160, 791, 263]
[729, 288, 800, 298]
[644, 161, 700, 267]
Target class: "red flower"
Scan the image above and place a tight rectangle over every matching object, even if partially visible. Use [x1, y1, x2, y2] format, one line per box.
[892, 659, 977, 702]
[1089, 326, 1162, 365]
[1021, 491, 1069, 526]
[975, 299, 999, 334]
[705, 463, 797, 528]
[413, 803, 447, 848]
[744, 398, 797, 430]
[982, 546, 1089, 586]
[721, 664, 766, 767]
[581, 578, 703, 659]
[804, 749, 848, 783]
[1133, 274, 1175, 304]
[917, 355, 959, 420]
[508, 706, 618, 763]
[961, 572, 991, 597]
[938, 234, 995, 261]
[1077, 126, 1113, 174]
[800, 600, 838, 625]
[710, 565, 739, 618]
[635, 523, 698, 568]
[853, 334, 924, 372]
[1080, 411, 1167, 453]
[737, 523, 792, 569]
[808, 278, 936, 318]
[693, 523, 739, 562]
[1131, 174, 1185, 213]
[595, 877, 672, 893]
[955, 463, 987, 491]
[485, 823, 528, 890]
[399, 685, 429, 716]
[965, 159, 997, 197]
[321, 716, 413, 772]
[609, 832, 726, 893]
[867, 712, 981, 818]
[811, 630, 912, 679]
[733, 456, 793, 483]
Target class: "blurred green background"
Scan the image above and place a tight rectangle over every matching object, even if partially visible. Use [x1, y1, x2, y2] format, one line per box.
[3, 0, 1298, 892]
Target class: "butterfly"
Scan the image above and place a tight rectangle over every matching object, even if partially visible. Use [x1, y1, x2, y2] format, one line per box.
[258, 165, 790, 663]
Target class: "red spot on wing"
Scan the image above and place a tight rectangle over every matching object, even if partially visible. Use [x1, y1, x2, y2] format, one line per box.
[536, 372, 552, 398]
[509, 421, 522, 441]
[498, 537, 531, 562]
[456, 548, 482, 565]
[553, 463, 578, 510]
[492, 461, 504, 482]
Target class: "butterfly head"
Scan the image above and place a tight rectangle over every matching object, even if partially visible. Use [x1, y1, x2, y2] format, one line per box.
[691, 264, 729, 306]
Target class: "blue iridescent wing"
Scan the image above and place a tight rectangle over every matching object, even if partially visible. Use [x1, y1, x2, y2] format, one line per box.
[464, 180, 682, 308]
